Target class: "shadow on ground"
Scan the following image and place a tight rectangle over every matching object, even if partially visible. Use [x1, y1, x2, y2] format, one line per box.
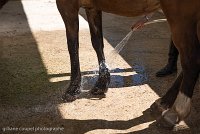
[0, 1, 68, 108]
[0, 1, 200, 134]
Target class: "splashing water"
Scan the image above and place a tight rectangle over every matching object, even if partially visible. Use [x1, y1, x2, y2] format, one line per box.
[106, 18, 167, 69]
[110, 19, 167, 57]
[81, 19, 167, 90]
[80, 69, 99, 91]
[144, 19, 166, 26]
[80, 30, 134, 90]
[113, 30, 134, 54]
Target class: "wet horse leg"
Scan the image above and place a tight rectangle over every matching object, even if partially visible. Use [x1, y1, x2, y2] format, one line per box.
[56, 0, 81, 102]
[86, 9, 110, 95]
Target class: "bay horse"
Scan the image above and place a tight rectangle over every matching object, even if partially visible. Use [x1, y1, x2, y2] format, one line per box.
[56, 0, 200, 126]
[1, 0, 199, 127]
[56, 0, 160, 101]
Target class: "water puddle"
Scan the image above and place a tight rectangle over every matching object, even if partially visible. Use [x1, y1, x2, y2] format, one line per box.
[80, 18, 167, 91]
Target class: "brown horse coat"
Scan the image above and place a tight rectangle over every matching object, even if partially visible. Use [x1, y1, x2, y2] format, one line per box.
[56, 0, 200, 126]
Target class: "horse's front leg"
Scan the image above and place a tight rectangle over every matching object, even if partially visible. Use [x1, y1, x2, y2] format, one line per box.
[86, 9, 110, 95]
[57, 0, 81, 102]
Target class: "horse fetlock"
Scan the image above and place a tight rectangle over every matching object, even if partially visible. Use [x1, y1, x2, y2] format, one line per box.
[173, 92, 191, 120]
[99, 68, 110, 77]
[99, 61, 110, 75]
[91, 61, 110, 95]
[161, 92, 191, 126]
[99, 61, 111, 85]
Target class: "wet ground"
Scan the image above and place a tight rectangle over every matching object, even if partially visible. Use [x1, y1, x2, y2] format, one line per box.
[0, 0, 200, 134]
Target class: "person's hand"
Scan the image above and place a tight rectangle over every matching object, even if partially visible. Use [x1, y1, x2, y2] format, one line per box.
[131, 16, 149, 30]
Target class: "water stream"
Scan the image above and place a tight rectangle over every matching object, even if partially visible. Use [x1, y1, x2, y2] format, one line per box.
[81, 19, 167, 90]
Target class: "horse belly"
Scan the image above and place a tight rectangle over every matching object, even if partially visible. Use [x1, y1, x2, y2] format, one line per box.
[80, 0, 160, 17]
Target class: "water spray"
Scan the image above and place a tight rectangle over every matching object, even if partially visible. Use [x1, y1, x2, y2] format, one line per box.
[81, 15, 167, 90]
[112, 18, 167, 55]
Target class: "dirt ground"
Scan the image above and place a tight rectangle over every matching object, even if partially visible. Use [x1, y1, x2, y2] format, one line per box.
[0, 0, 200, 134]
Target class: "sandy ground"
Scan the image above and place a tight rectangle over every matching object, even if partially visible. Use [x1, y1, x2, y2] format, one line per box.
[0, 0, 200, 134]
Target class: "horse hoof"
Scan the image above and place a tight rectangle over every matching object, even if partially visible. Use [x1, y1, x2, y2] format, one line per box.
[91, 75, 110, 95]
[156, 116, 175, 130]
[90, 87, 108, 95]
[156, 118, 189, 132]
[62, 93, 78, 102]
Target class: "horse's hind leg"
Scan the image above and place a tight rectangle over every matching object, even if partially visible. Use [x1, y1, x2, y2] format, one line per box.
[150, 72, 182, 114]
[161, 24, 200, 126]
[86, 9, 110, 95]
[56, 0, 81, 102]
